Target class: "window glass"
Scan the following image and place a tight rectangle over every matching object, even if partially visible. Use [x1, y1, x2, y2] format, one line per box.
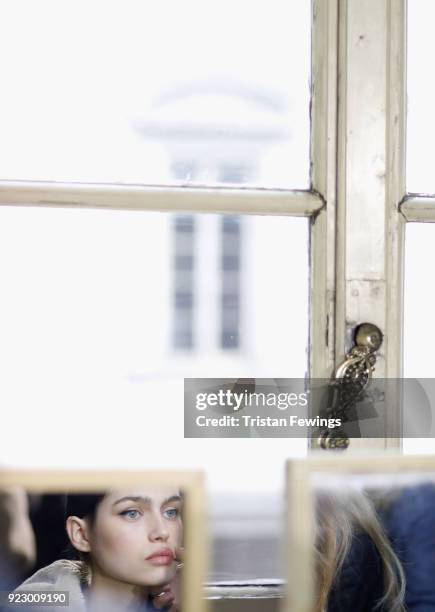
[0, 0, 311, 189]
[403, 223, 434, 454]
[0, 207, 308, 493]
[407, 0, 435, 193]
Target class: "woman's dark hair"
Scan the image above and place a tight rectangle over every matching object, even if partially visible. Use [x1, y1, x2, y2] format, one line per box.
[62, 494, 105, 564]
[64, 494, 105, 524]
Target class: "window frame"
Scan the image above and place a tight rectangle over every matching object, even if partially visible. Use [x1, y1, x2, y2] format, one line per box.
[0, 0, 418, 451]
[326, 0, 407, 450]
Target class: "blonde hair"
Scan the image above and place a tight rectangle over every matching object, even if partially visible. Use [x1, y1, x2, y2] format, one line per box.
[313, 489, 405, 612]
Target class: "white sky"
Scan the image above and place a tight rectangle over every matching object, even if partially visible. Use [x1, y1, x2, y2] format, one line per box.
[407, 0, 435, 192]
[0, 0, 311, 185]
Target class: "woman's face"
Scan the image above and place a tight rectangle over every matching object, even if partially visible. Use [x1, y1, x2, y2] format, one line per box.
[86, 488, 183, 587]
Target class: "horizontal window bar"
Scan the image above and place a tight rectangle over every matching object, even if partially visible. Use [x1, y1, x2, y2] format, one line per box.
[400, 195, 435, 222]
[204, 583, 284, 600]
[0, 181, 324, 216]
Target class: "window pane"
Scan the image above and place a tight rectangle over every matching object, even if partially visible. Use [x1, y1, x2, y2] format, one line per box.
[403, 223, 435, 454]
[0, 207, 308, 492]
[407, 0, 435, 193]
[0, 0, 311, 189]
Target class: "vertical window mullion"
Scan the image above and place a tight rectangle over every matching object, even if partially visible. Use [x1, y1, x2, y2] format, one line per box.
[333, 0, 406, 448]
[309, 0, 339, 383]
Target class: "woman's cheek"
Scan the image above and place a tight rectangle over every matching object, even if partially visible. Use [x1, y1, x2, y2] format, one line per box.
[95, 518, 139, 555]
[171, 520, 183, 547]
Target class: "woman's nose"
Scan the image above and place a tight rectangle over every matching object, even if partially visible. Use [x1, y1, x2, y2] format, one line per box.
[148, 514, 170, 542]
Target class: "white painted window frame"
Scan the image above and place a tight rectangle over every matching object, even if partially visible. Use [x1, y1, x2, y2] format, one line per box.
[0, 0, 416, 451]
[327, 0, 407, 450]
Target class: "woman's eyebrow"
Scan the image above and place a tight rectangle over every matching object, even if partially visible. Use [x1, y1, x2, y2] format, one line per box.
[163, 495, 182, 505]
[113, 496, 151, 506]
[112, 494, 182, 507]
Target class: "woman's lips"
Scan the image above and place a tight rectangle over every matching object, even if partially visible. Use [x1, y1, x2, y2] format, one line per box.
[146, 548, 174, 566]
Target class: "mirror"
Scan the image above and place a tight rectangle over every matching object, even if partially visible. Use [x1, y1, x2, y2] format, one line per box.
[286, 454, 435, 612]
[0, 471, 207, 612]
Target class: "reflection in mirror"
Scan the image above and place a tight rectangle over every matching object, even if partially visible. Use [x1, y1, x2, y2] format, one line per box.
[309, 471, 435, 612]
[0, 485, 188, 612]
[0, 488, 36, 589]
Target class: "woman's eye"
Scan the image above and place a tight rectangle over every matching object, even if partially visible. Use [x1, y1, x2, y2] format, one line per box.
[163, 507, 179, 519]
[121, 509, 140, 520]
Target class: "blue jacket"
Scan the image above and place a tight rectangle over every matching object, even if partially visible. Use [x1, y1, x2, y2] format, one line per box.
[382, 482, 435, 612]
[327, 532, 386, 611]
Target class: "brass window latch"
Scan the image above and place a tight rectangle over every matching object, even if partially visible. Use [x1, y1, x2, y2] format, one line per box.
[318, 323, 383, 450]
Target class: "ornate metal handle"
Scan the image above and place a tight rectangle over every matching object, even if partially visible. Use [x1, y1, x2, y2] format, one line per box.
[318, 323, 383, 450]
